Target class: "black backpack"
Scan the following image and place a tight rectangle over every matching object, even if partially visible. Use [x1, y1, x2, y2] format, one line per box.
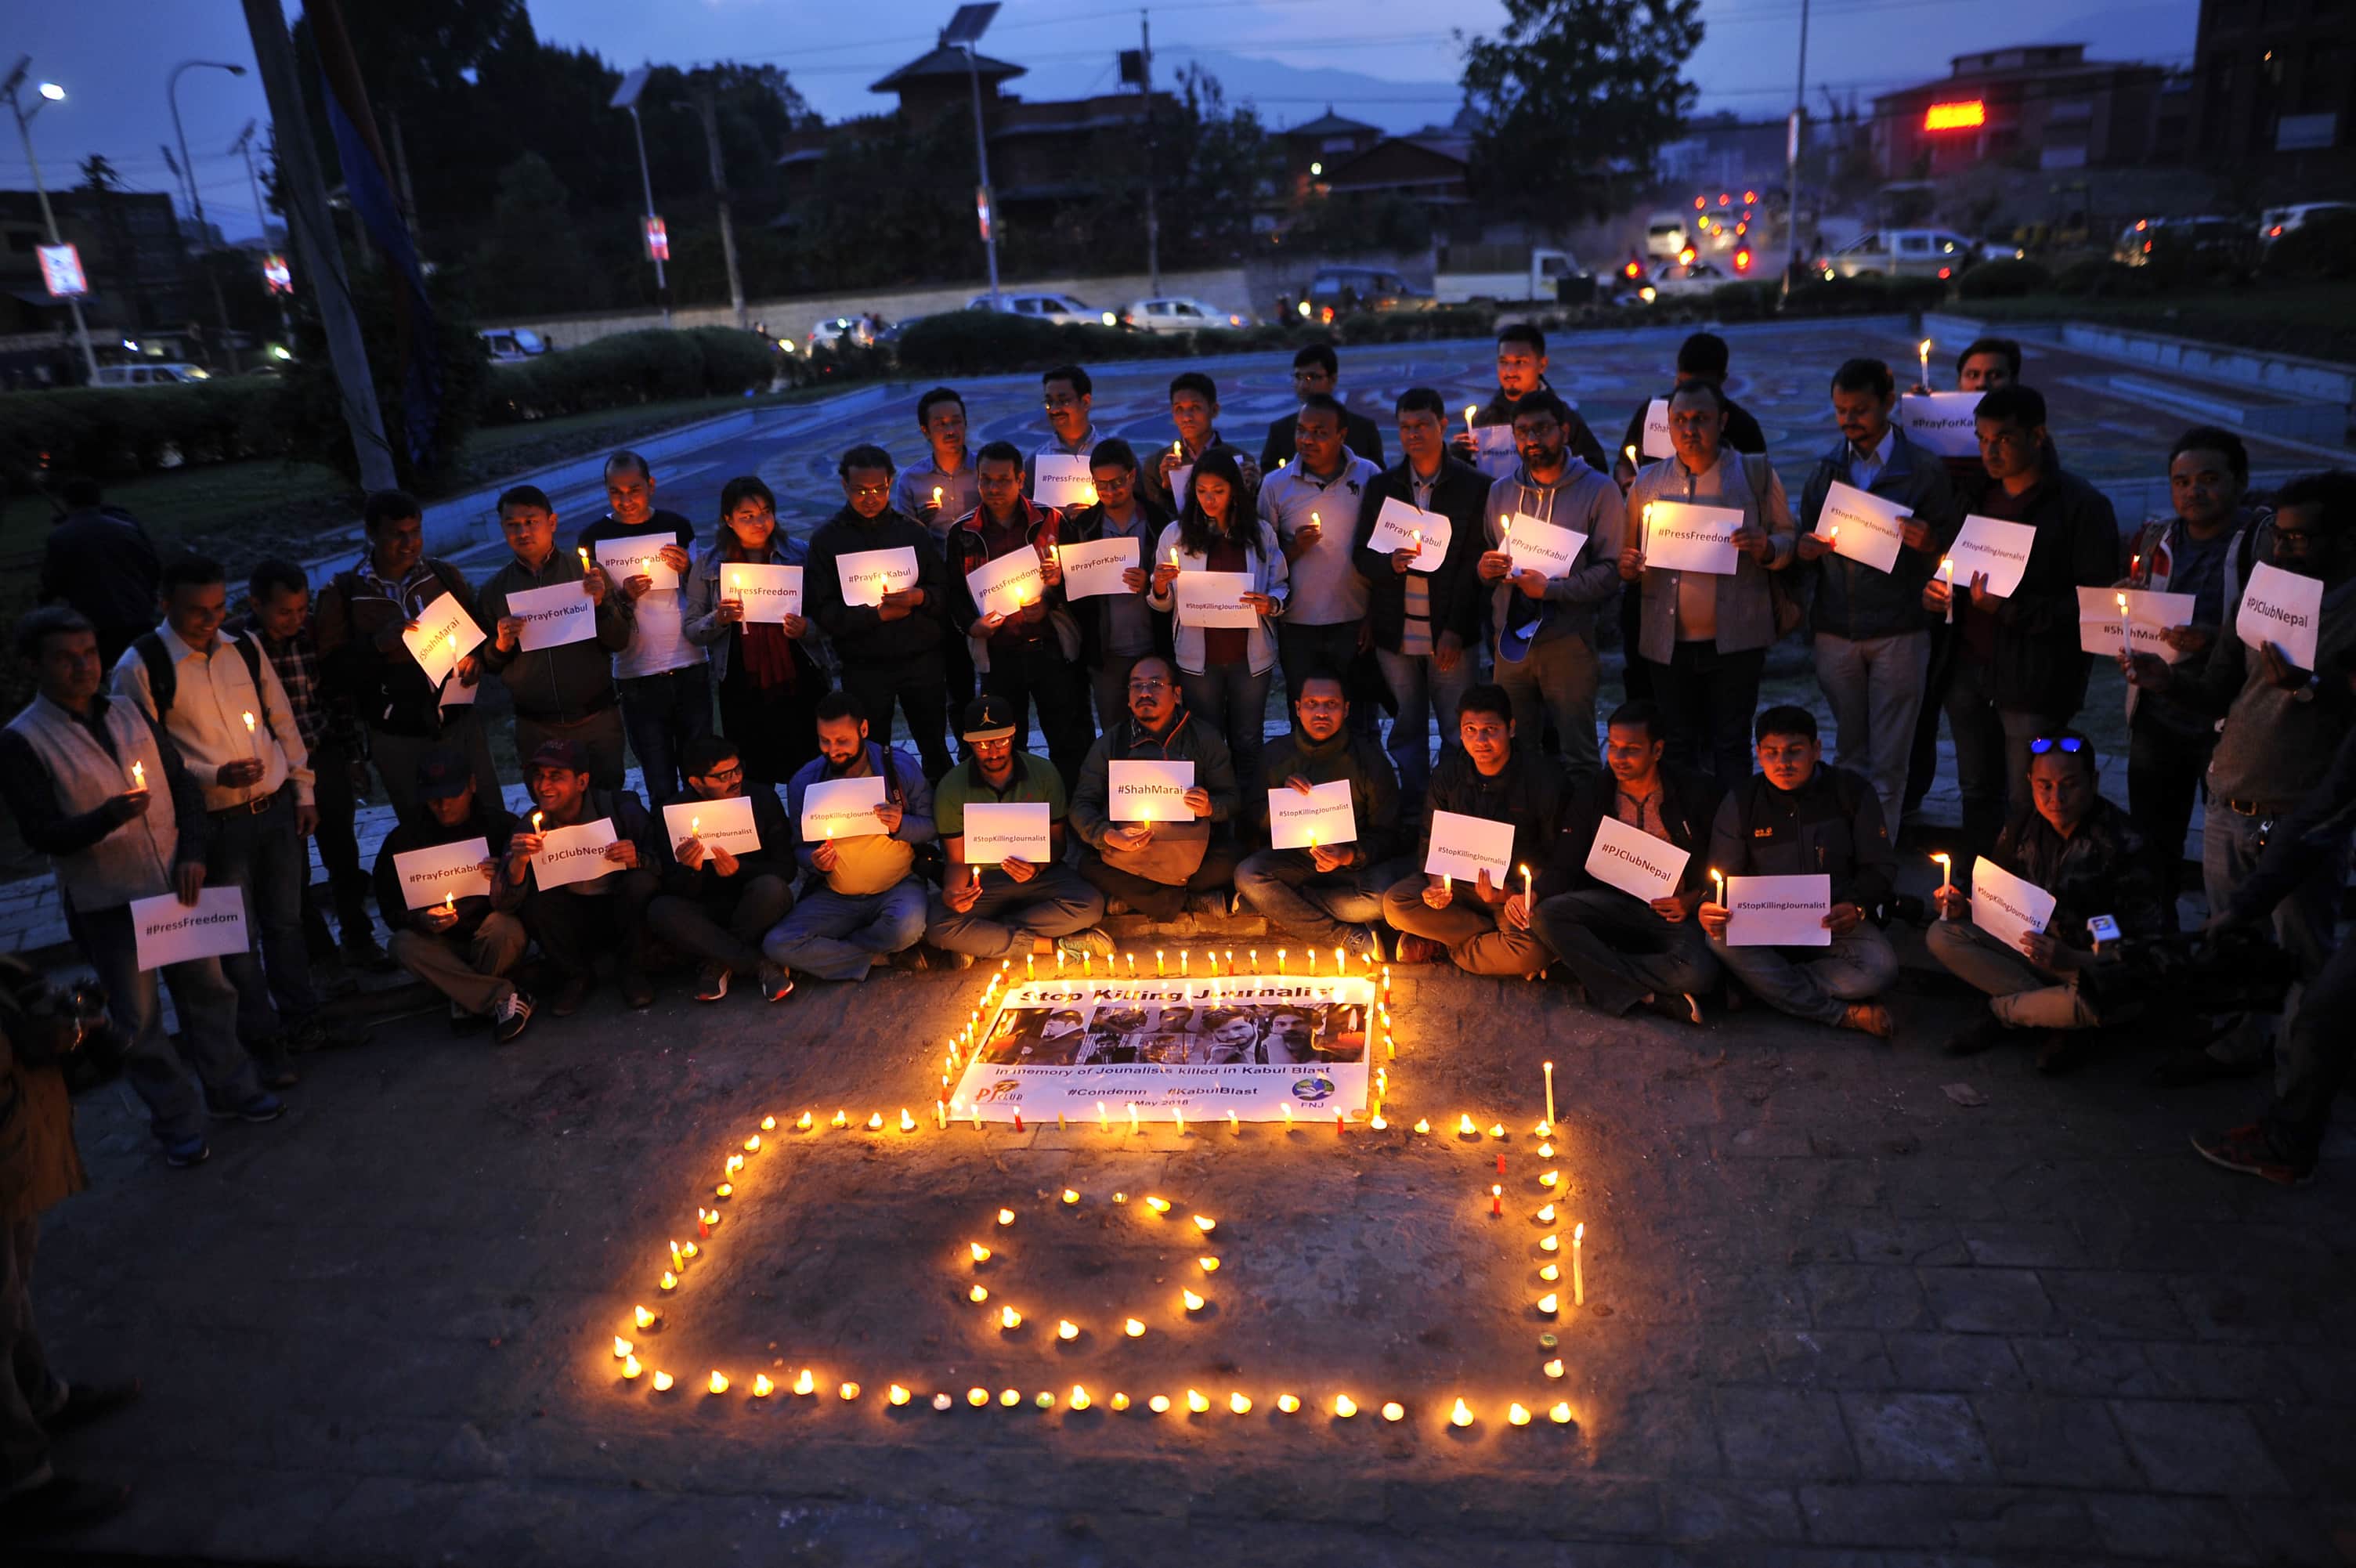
[132, 628, 265, 721]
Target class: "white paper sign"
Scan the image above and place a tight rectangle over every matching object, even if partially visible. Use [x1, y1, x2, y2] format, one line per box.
[968, 546, 1046, 619]
[1642, 397, 1673, 460]
[800, 775, 889, 840]
[723, 563, 803, 624]
[662, 796, 760, 858]
[437, 669, 479, 708]
[130, 885, 249, 970]
[1468, 422, 1519, 480]
[534, 818, 620, 890]
[1032, 453, 1097, 510]
[1056, 536, 1140, 600]
[1947, 515, 2039, 600]
[506, 581, 599, 652]
[2077, 587, 2197, 663]
[1502, 513, 1590, 579]
[1367, 497, 1450, 570]
[1173, 570, 1259, 629]
[1167, 464, 1194, 508]
[961, 800, 1053, 865]
[1725, 873, 1830, 947]
[1817, 480, 1907, 575]
[1968, 856, 2056, 954]
[1108, 759, 1194, 822]
[835, 547, 922, 609]
[1641, 500, 1744, 576]
[391, 837, 493, 910]
[1424, 809, 1516, 886]
[1267, 779, 1357, 851]
[595, 537, 678, 591]
[1584, 815, 1688, 904]
[1896, 391, 1983, 458]
[403, 593, 484, 686]
[2235, 560, 2324, 670]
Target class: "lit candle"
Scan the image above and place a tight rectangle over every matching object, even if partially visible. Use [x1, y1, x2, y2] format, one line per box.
[1248, 948, 1258, 971]
[129, 761, 146, 791]
[651, 1369, 674, 1391]
[840, 1382, 861, 1402]
[998, 1207, 1016, 1226]
[2116, 591, 2133, 660]
[1917, 337, 1934, 388]
[1450, 1397, 1474, 1428]
[761, 1114, 777, 1131]
[1145, 1194, 1171, 1214]
[1931, 851, 1953, 893]
[1110, 1393, 1130, 1411]
[1124, 1317, 1145, 1338]
[1543, 1060, 1556, 1127]
[1540, 1234, 1559, 1253]
[443, 891, 455, 915]
[1539, 1263, 1559, 1281]
[1276, 948, 1286, 973]
[1198, 1255, 1220, 1273]
[708, 1370, 730, 1394]
[865, 1111, 883, 1131]
[241, 710, 257, 736]
[1056, 951, 1065, 976]
[1640, 501, 1653, 554]
[1147, 1394, 1170, 1414]
[1544, 1357, 1563, 1378]
[1126, 952, 1136, 976]
[1333, 946, 1343, 970]
[1000, 1306, 1022, 1331]
[1941, 557, 1955, 623]
[1538, 1292, 1559, 1314]
[1464, 404, 1476, 437]
[1413, 1118, 1430, 1135]
[797, 1111, 813, 1130]
[966, 1386, 988, 1407]
[1509, 1402, 1531, 1427]
[1334, 1394, 1358, 1418]
[670, 1239, 684, 1270]
[1228, 1392, 1252, 1414]
[1068, 1385, 1090, 1410]
[970, 1241, 992, 1263]
[1192, 1215, 1216, 1234]
[1382, 1401, 1405, 1423]
[1623, 443, 1637, 469]
[932, 1392, 952, 1411]
[1228, 1109, 1239, 1136]
[933, 486, 944, 508]
[1573, 1222, 1585, 1306]
[577, 546, 591, 569]
[613, 1335, 634, 1358]
[1307, 948, 1317, 974]
[1128, 1104, 1140, 1136]
[1521, 862, 1532, 908]
[888, 1383, 910, 1405]
[1062, 1187, 1079, 1205]
[621, 1353, 643, 1380]
[1186, 1389, 1210, 1414]
[1057, 1318, 1079, 1341]
[634, 1305, 655, 1329]
[1458, 1113, 1476, 1136]
[1277, 1393, 1299, 1414]
[970, 1284, 988, 1302]
[1549, 1401, 1572, 1425]
[1155, 948, 1165, 976]
[530, 811, 544, 833]
[1281, 1104, 1294, 1129]
[1710, 867, 1725, 906]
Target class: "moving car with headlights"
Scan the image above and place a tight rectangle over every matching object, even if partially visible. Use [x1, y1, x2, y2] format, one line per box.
[1817, 229, 1981, 280]
[1302, 266, 1431, 320]
[966, 293, 1119, 327]
[1121, 296, 1251, 331]
[91, 362, 211, 387]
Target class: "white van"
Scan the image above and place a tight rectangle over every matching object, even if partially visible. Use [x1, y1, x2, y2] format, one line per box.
[92, 363, 211, 388]
[1645, 211, 1691, 259]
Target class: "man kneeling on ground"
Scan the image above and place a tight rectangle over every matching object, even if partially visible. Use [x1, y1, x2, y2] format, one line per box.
[1069, 656, 1240, 920]
[1508, 699, 1722, 1023]
[1234, 664, 1402, 964]
[1928, 731, 2164, 1071]
[926, 695, 1109, 965]
[377, 749, 531, 1042]
[768, 693, 935, 981]
[502, 739, 661, 1014]
[648, 734, 797, 1004]
[1699, 705, 1898, 1037]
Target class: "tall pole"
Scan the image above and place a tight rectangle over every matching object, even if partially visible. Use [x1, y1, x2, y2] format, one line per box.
[1781, 0, 1809, 300]
[238, 0, 397, 493]
[170, 60, 248, 372]
[963, 44, 1002, 311]
[1140, 11, 1161, 294]
[690, 81, 746, 330]
[2, 69, 99, 383]
[626, 103, 670, 327]
[232, 121, 293, 349]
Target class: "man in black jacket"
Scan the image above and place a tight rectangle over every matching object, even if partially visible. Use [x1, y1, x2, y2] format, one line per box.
[1511, 701, 1722, 1022]
[1920, 386, 2118, 855]
[948, 442, 1092, 792]
[1611, 332, 1767, 484]
[646, 733, 796, 1005]
[1057, 439, 1173, 730]
[1351, 388, 1489, 801]
[1234, 667, 1403, 963]
[37, 476, 157, 669]
[1261, 344, 1386, 472]
[1700, 706, 1898, 1037]
[497, 739, 662, 1015]
[475, 486, 632, 791]
[804, 444, 955, 780]
[1451, 323, 1609, 479]
[376, 750, 529, 1042]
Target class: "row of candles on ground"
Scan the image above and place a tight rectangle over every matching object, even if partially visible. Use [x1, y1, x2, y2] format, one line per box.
[1017, 948, 1391, 983]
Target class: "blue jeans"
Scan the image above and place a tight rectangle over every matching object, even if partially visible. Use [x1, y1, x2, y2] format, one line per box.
[620, 663, 714, 803]
[924, 865, 1105, 958]
[78, 899, 258, 1143]
[1375, 646, 1475, 802]
[205, 787, 319, 1042]
[1234, 848, 1395, 956]
[1180, 661, 1273, 791]
[763, 880, 929, 981]
[2202, 806, 2349, 1078]
[1708, 923, 1897, 1026]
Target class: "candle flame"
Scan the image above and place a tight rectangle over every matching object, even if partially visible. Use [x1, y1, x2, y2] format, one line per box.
[1124, 1317, 1145, 1337]
[888, 1383, 909, 1405]
[1181, 1289, 1205, 1311]
[1057, 1319, 1079, 1341]
[1382, 1401, 1405, 1422]
[621, 1354, 642, 1379]
[1509, 1402, 1532, 1426]
[1187, 1389, 1210, 1414]
[839, 1382, 860, 1402]
[650, 1369, 673, 1391]
[708, 1370, 729, 1394]
[1334, 1394, 1358, 1417]
[999, 1306, 1022, 1330]
[634, 1305, 654, 1328]
[1451, 1397, 1474, 1427]
[1229, 1392, 1252, 1414]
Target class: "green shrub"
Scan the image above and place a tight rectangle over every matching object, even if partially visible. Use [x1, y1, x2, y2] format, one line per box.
[0, 378, 289, 491]
[1707, 281, 1780, 320]
[1957, 258, 2054, 299]
[1338, 305, 1495, 344]
[482, 326, 790, 425]
[282, 266, 486, 490]
[1883, 276, 1952, 312]
[2052, 258, 2140, 295]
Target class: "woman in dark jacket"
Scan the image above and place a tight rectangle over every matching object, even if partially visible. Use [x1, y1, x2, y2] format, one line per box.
[683, 477, 829, 789]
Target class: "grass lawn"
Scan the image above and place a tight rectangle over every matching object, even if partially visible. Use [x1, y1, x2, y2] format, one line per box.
[1957, 280, 2356, 364]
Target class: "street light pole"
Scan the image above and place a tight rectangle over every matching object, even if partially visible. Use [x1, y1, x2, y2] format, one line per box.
[231, 119, 292, 350]
[610, 67, 671, 328]
[961, 42, 1002, 312]
[2, 60, 99, 384]
[1781, 0, 1810, 301]
[1140, 10, 1160, 296]
[169, 58, 249, 372]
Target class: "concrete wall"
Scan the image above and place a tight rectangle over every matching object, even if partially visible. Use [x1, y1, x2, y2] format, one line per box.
[483, 268, 1252, 351]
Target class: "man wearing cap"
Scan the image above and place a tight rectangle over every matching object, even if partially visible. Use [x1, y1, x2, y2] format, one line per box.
[495, 738, 662, 1013]
[648, 734, 797, 1003]
[768, 693, 938, 981]
[374, 749, 532, 1042]
[926, 696, 1109, 964]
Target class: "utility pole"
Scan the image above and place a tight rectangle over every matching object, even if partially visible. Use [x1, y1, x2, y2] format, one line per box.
[2, 60, 99, 383]
[231, 118, 293, 350]
[1140, 11, 1161, 294]
[943, 3, 1004, 312]
[1780, 0, 1810, 301]
[239, 0, 397, 493]
[169, 59, 248, 372]
[686, 78, 746, 329]
[611, 67, 670, 327]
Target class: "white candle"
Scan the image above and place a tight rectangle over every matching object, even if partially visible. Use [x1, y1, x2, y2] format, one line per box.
[1543, 1060, 1556, 1128]
[1572, 1221, 1585, 1306]
[1917, 338, 1934, 388]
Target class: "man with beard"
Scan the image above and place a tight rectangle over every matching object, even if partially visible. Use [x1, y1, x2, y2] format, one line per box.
[804, 445, 955, 780]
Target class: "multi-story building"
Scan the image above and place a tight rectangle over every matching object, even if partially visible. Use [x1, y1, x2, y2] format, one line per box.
[2187, 0, 2352, 183]
[1870, 44, 2169, 176]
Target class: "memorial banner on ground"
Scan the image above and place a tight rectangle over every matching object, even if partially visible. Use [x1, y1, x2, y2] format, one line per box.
[2235, 560, 2324, 670]
[1366, 497, 1449, 570]
[1267, 780, 1357, 851]
[1725, 873, 1831, 947]
[661, 797, 760, 857]
[1108, 760, 1194, 822]
[505, 582, 598, 652]
[533, 818, 619, 890]
[1968, 856, 2056, 954]
[723, 563, 803, 624]
[960, 801, 1053, 864]
[391, 837, 494, 910]
[1896, 392, 1982, 458]
[950, 975, 1375, 1121]
[1816, 480, 1908, 575]
[130, 885, 249, 971]
[835, 547, 922, 609]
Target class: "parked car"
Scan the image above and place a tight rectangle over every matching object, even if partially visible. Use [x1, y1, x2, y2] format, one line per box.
[1120, 296, 1251, 331]
[966, 293, 1118, 327]
[1641, 259, 1736, 301]
[808, 316, 876, 349]
[2258, 202, 2356, 247]
[2112, 216, 2252, 274]
[477, 327, 547, 363]
[91, 363, 211, 387]
[1819, 229, 1982, 280]
[1644, 210, 1691, 259]
[1302, 266, 1432, 319]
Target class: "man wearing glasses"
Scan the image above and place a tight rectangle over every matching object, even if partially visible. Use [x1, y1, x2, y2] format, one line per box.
[1920, 385, 2117, 856]
[1259, 345, 1384, 473]
[1025, 364, 1100, 497]
[1057, 439, 1173, 731]
[1234, 667, 1402, 963]
[647, 735, 797, 1005]
[803, 444, 954, 781]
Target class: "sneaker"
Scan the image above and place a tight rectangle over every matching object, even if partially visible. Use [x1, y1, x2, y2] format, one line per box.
[758, 963, 795, 1003]
[1838, 1002, 1895, 1040]
[1340, 927, 1386, 965]
[205, 1089, 285, 1124]
[550, 970, 592, 1017]
[493, 991, 534, 1045]
[42, 1378, 141, 1436]
[1057, 928, 1117, 959]
[886, 946, 930, 973]
[927, 946, 976, 972]
[694, 963, 731, 1003]
[1642, 991, 1704, 1026]
[2191, 1122, 2315, 1187]
[1941, 1014, 2006, 1057]
[162, 1135, 211, 1169]
[1391, 935, 1446, 966]
[0, 1473, 133, 1536]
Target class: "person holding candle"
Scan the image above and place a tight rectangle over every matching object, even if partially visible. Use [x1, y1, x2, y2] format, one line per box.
[1146, 450, 1288, 789]
[500, 739, 663, 1015]
[1234, 667, 1404, 964]
[1509, 701, 1722, 1024]
[1382, 685, 1562, 974]
[1147, 371, 1261, 515]
[1350, 388, 1491, 803]
[2, 607, 274, 1165]
[1258, 394, 1378, 724]
[373, 749, 533, 1042]
[575, 451, 710, 802]
[1794, 358, 1959, 837]
[475, 486, 632, 791]
[1260, 345, 1386, 473]
[683, 476, 828, 791]
[647, 735, 798, 1004]
[114, 555, 320, 1082]
[1024, 363, 1103, 497]
[767, 694, 937, 981]
[948, 443, 1093, 793]
[924, 696, 1109, 965]
[894, 387, 983, 718]
[1926, 732, 2164, 1070]
[1450, 323, 1609, 479]
[1697, 706, 1897, 1037]
[1070, 656, 1243, 921]
[1057, 439, 1176, 732]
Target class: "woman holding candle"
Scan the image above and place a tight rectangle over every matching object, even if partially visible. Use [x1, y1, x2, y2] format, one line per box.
[1147, 450, 1288, 788]
[685, 477, 828, 790]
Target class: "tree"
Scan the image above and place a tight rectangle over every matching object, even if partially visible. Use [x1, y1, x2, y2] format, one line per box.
[471, 153, 605, 317]
[1459, 0, 1704, 226]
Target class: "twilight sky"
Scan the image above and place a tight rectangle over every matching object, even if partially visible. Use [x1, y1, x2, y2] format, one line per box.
[4, 0, 2195, 245]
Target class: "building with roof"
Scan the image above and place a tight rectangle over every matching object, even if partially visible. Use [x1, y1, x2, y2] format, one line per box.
[1318, 113, 1475, 206]
[2186, 0, 2352, 183]
[1278, 109, 1382, 202]
[1870, 44, 2170, 178]
[1, 187, 189, 382]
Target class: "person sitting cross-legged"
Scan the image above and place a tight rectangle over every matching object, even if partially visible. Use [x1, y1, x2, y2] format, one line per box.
[647, 734, 797, 1005]
[925, 695, 1109, 964]
[1069, 655, 1241, 921]
[500, 739, 662, 1015]
[375, 749, 532, 1042]
[1927, 731, 2166, 1071]
[1382, 683, 1562, 975]
[1233, 664, 1402, 965]
[1506, 699, 1722, 1023]
[766, 693, 936, 981]
[1699, 705, 1899, 1038]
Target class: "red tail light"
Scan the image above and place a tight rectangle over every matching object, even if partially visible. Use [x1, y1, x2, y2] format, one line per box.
[1938, 266, 1952, 280]
[1734, 249, 1751, 272]
[1624, 261, 1642, 278]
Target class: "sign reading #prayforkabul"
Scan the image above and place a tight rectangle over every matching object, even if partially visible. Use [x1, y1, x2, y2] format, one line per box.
[950, 977, 1375, 1121]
